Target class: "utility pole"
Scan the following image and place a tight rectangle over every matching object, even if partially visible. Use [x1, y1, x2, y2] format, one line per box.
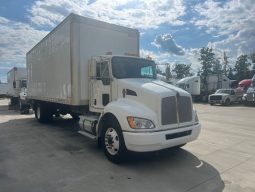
[223, 51, 228, 76]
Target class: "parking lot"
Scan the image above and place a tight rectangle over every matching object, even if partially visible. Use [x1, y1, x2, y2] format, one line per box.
[0, 99, 254, 192]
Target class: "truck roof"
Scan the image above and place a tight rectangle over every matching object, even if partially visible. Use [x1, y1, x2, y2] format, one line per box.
[27, 13, 139, 56]
[177, 76, 200, 84]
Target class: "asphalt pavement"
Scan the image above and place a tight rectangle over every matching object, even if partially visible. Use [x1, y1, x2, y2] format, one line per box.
[0, 99, 254, 192]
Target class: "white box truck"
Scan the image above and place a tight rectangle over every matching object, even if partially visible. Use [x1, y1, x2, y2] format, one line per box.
[6, 67, 27, 106]
[27, 14, 201, 163]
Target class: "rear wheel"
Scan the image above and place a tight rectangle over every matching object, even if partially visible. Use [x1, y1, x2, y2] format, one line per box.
[35, 103, 52, 123]
[19, 100, 24, 114]
[102, 119, 127, 164]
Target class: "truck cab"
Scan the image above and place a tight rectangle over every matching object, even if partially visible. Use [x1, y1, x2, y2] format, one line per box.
[79, 55, 201, 163]
[242, 75, 255, 105]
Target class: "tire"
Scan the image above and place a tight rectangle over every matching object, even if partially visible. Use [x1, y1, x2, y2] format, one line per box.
[35, 103, 52, 123]
[224, 98, 230, 106]
[19, 100, 24, 114]
[210, 103, 214, 106]
[101, 119, 127, 164]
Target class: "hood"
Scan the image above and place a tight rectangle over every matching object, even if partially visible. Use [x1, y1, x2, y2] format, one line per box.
[247, 87, 255, 93]
[210, 93, 229, 97]
[118, 79, 190, 98]
[116, 78, 193, 129]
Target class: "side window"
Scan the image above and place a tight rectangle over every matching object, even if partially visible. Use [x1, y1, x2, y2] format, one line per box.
[96, 61, 110, 85]
[21, 80, 27, 88]
[141, 66, 153, 78]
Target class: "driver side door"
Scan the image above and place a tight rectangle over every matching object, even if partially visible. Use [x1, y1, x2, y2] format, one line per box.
[90, 59, 111, 112]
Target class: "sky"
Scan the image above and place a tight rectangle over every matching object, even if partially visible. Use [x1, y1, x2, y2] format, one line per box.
[0, 0, 254, 82]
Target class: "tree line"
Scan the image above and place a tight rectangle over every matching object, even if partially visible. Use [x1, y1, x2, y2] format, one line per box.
[157, 47, 255, 82]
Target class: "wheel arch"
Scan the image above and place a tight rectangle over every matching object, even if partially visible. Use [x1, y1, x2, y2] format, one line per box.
[97, 112, 120, 139]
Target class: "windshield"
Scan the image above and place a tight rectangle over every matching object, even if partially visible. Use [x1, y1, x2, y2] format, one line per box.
[112, 57, 156, 79]
[177, 83, 185, 89]
[216, 89, 232, 94]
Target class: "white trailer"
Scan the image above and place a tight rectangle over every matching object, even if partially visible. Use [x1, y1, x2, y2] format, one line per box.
[6, 67, 27, 105]
[177, 75, 230, 101]
[27, 14, 201, 163]
[0, 83, 8, 98]
[176, 76, 200, 96]
[206, 74, 230, 91]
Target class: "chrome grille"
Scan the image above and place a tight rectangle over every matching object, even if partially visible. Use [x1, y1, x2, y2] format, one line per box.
[247, 93, 255, 101]
[210, 95, 222, 100]
[161, 96, 177, 125]
[161, 95, 192, 125]
[179, 96, 192, 123]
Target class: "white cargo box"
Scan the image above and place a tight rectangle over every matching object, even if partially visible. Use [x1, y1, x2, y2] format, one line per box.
[27, 13, 139, 106]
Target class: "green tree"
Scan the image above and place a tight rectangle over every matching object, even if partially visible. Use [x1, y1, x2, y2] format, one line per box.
[165, 64, 172, 80]
[250, 53, 255, 77]
[250, 52, 255, 63]
[172, 63, 192, 79]
[234, 54, 251, 81]
[212, 58, 222, 75]
[198, 47, 215, 93]
[227, 67, 235, 79]
[156, 66, 162, 74]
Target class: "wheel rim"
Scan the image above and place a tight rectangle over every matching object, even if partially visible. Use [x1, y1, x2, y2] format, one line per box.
[104, 128, 120, 155]
[37, 106, 41, 119]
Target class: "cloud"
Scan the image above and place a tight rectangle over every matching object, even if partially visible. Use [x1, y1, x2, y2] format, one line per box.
[141, 48, 201, 74]
[28, 0, 186, 29]
[193, 0, 255, 57]
[152, 34, 185, 55]
[0, 17, 48, 68]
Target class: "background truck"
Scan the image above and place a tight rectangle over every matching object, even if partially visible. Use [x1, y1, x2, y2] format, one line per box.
[27, 13, 201, 163]
[208, 89, 242, 106]
[6, 67, 27, 107]
[242, 75, 255, 105]
[176, 76, 200, 98]
[176, 74, 230, 101]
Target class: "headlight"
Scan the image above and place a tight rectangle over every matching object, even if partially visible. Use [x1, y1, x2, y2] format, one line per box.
[127, 117, 155, 129]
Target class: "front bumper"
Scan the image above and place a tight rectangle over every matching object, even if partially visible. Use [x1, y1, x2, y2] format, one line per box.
[123, 123, 201, 152]
[209, 100, 224, 104]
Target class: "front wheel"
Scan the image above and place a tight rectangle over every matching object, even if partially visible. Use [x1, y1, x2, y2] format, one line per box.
[224, 98, 231, 106]
[102, 120, 127, 164]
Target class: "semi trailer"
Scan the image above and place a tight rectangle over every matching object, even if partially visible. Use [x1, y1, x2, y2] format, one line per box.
[177, 75, 230, 101]
[27, 13, 201, 163]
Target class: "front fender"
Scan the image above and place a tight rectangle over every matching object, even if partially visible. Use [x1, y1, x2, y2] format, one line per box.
[102, 98, 158, 132]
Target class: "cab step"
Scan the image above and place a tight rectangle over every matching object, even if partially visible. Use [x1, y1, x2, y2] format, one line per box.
[78, 130, 97, 140]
